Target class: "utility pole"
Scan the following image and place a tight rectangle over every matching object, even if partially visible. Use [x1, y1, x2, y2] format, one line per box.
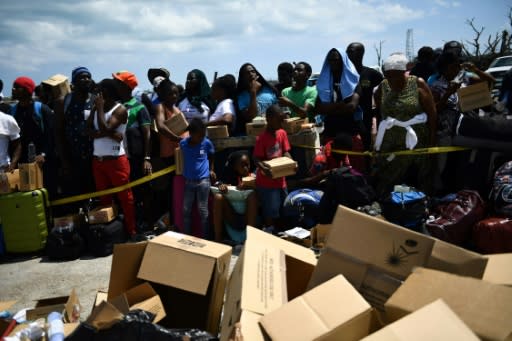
[406, 28, 414, 61]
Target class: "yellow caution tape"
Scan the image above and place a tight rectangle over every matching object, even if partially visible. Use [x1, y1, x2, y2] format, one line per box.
[50, 165, 176, 207]
[293, 144, 470, 157]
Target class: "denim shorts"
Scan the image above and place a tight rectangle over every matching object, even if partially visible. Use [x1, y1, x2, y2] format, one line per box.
[256, 187, 288, 219]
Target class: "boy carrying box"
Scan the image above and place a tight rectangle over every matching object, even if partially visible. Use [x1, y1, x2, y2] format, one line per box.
[253, 104, 296, 233]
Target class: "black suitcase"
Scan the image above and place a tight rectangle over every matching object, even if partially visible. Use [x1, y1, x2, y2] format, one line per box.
[46, 224, 85, 260]
[86, 217, 127, 257]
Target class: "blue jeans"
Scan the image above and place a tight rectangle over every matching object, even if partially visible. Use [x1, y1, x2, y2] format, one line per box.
[256, 187, 288, 220]
[183, 178, 210, 238]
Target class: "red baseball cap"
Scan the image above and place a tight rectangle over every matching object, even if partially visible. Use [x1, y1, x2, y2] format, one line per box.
[112, 71, 138, 90]
[14, 76, 36, 95]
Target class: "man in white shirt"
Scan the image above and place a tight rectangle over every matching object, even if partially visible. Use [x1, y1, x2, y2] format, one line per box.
[0, 111, 21, 171]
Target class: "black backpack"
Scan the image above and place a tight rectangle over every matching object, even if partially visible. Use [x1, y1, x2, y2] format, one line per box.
[86, 217, 127, 257]
[318, 167, 376, 224]
[46, 224, 85, 260]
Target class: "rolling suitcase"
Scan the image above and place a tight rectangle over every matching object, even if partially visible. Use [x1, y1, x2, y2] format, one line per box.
[0, 189, 50, 253]
[473, 217, 512, 254]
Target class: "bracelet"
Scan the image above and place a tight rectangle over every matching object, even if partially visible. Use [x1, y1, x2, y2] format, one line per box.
[144, 156, 151, 161]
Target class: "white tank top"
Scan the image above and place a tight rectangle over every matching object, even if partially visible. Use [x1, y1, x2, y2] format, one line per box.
[93, 103, 126, 157]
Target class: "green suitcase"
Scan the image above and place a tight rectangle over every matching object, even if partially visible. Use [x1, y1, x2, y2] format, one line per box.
[0, 189, 50, 253]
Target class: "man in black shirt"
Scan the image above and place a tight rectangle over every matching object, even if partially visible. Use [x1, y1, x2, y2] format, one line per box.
[346, 42, 383, 150]
[410, 46, 436, 82]
[11, 76, 56, 195]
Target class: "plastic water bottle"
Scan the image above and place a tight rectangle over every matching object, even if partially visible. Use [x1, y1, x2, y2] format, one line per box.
[47, 312, 64, 341]
[28, 142, 36, 163]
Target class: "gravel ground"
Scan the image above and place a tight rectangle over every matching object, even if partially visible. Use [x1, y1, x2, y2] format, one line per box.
[0, 247, 240, 322]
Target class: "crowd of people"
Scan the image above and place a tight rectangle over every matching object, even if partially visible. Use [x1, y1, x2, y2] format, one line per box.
[1, 39, 509, 243]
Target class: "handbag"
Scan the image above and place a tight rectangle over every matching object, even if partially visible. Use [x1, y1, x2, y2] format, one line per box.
[426, 190, 486, 246]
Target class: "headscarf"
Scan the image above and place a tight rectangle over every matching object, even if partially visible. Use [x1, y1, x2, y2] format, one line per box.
[184, 69, 212, 112]
[236, 63, 277, 95]
[383, 53, 408, 72]
[71, 66, 91, 84]
[316, 48, 359, 103]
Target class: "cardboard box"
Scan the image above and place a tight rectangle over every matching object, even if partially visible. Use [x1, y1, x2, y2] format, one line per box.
[87, 282, 165, 330]
[263, 156, 297, 179]
[18, 163, 43, 191]
[483, 253, 512, 286]
[220, 226, 317, 341]
[42, 74, 71, 98]
[283, 117, 306, 135]
[174, 147, 183, 175]
[362, 299, 479, 341]
[241, 175, 256, 189]
[0, 169, 19, 194]
[457, 81, 493, 112]
[88, 204, 117, 224]
[310, 224, 331, 249]
[26, 289, 80, 322]
[308, 206, 488, 311]
[164, 112, 188, 136]
[207, 125, 229, 139]
[260, 275, 378, 341]
[246, 122, 267, 136]
[137, 231, 231, 334]
[385, 267, 512, 341]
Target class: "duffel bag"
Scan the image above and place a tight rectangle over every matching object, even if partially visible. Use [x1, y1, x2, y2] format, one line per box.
[426, 190, 486, 246]
[86, 217, 126, 257]
[490, 160, 512, 217]
[283, 189, 324, 229]
[381, 189, 428, 231]
[473, 217, 512, 254]
[46, 224, 85, 260]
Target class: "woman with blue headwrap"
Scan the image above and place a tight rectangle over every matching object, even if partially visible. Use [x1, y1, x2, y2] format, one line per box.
[315, 48, 365, 172]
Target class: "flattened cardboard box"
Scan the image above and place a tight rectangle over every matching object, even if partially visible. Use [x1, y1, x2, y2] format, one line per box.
[457, 81, 493, 112]
[385, 267, 512, 341]
[308, 206, 488, 311]
[260, 275, 378, 341]
[483, 253, 512, 286]
[362, 299, 479, 341]
[220, 226, 317, 341]
[19, 162, 43, 191]
[137, 231, 231, 334]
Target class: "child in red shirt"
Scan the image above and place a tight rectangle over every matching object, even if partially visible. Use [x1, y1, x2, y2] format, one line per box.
[253, 104, 293, 231]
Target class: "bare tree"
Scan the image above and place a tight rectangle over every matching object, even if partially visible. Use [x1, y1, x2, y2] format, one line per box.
[374, 40, 385, 68]
[463, 7, 512, 68]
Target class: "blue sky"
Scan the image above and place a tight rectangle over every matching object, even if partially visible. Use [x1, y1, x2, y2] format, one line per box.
[0, 0, 510, 94]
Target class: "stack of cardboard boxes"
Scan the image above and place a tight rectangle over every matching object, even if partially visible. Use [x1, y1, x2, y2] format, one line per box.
[4, 205, 512, 340]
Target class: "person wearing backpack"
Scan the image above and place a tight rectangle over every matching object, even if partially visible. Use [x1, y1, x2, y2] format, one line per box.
[55, 67, 96, 198]
[113, 71, 152, 231]
[11, 76, 57, 196]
